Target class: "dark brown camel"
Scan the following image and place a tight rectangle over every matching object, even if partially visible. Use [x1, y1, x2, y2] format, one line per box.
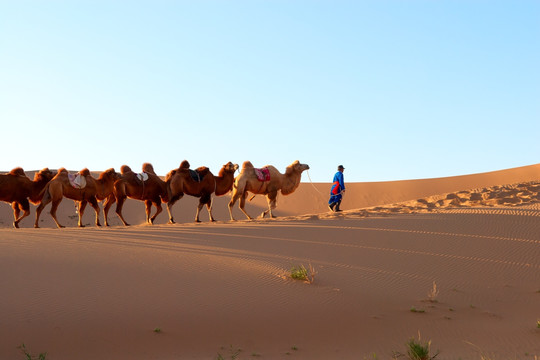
[0, 168, 54, 228]
[114, 163, 170, 226]
[165, 161, 239, 223]
[35, 168, 111, 228]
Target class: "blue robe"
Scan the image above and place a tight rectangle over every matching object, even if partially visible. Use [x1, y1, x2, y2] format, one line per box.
[329, 171, 345, 204]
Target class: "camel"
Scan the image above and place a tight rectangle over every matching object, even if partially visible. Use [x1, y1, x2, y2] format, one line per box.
[34, 168, 118, 228]
[228, 160, 310, 220]
[0, 168, 55, 228]
[93, 168, 122, 226]
[165, 161, 239, 223]
[114, 163, 170, 226]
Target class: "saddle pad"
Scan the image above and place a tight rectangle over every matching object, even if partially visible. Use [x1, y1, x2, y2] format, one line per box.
[68, 173, 86, 189]
[254, 167, 270, 182]
[137, 172, 149, 182]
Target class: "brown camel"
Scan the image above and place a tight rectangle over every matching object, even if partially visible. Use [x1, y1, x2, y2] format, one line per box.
[34, 168, 117, 228]
[93, 168, 122, 226]
[228, 160, 310, 220]
[114, 163, 170, 226]
[0, 168, 54, 228]
[165, 160, 239, 223]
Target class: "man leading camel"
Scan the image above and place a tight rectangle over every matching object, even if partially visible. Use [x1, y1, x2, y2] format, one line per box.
[328, 165, 345, 212]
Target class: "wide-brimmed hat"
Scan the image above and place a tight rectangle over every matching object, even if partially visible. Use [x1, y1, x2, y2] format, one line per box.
[338, 165, 345, 170]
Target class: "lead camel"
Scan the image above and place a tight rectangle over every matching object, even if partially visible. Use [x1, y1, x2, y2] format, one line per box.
[228, 160, 309, 220]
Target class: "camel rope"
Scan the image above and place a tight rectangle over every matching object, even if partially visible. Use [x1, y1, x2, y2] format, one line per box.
[306, 170, 326, 197]
[306, 170, 345, 202]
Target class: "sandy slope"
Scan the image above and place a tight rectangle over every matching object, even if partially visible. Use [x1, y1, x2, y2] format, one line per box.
[0, 164, 539, 359]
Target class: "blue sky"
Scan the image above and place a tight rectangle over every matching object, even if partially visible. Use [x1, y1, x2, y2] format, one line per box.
[1, 1, 538, 182]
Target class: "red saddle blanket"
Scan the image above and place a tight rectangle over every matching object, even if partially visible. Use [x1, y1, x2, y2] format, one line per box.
[254, 167, 270, 182]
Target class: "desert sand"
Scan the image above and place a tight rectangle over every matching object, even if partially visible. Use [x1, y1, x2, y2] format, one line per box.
[0, 164, 539, 359]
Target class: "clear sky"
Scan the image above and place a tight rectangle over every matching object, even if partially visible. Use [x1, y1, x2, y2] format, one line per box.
[1, 1, 538, 182]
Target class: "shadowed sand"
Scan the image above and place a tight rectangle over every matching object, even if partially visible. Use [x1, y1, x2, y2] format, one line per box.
[0, 164, 539, 359]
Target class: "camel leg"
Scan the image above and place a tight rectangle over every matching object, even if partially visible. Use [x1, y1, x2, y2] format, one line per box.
[166, 193, 183, 224]
[228, 189, 247, 221]
[149, 198, 162, 224]
[205, 196, 215, 222]
[78, 200, 88, 227]
[145, 200, 152, 224]
[50, 199, 65, 228]
[89, 197, 101, 227]
[195, 194, 211, 222]
[34, 190, 53, 228]
[228, 193, 239, 221]
[261, 191, 278, 218]
[115, 196, 130, 226]
[12, 202, 21, 228]
[13, 200, 30, 228]
[239, 192, 253, 220]
[102, 196, 115, 226]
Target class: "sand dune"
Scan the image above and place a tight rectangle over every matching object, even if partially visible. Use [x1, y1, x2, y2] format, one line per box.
[0, 164, 539, 359]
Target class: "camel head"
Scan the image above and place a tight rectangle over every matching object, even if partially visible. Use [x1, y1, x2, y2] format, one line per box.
[285, 160, 310, 176]
[120, 165, 133, 175]
[165, 169, 177, 182]
[99, 168, 121, 181]
[35, 168, 55, 182]
[219, 162, 239, 176]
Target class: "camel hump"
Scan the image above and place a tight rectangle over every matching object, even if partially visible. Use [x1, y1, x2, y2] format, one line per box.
[9, 167, 25, 176]
[57, 168, 68, 175]
[241, 161, 254, 170]
[285, 160, 304, 175]
[179, 160, 190, 170]
[196, 166, 210, 176]
[142, 163, 156, 175]
[120, 165, 132, 174]
[79, 168, 90, 177]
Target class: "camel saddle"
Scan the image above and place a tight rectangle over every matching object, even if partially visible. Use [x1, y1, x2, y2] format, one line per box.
[254, 167, 270, 182]
[189, 169, 205, 183]
[68, 173, 87, 189]
[136, 172, 149, 182]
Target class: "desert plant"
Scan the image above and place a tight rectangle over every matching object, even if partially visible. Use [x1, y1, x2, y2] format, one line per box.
[18, 344, 47, 360]
[217, 345, 241, 360]
[290, 263, 317, 283]
[537, 319, 540, 328]
[153, 327, 162, 333]
[410, 306, 425, 313]
[393, 334, 438, 360]
[427, 281, 439, 302]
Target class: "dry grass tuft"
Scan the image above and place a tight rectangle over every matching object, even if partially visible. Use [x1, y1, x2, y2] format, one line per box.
[427, 281, 439, 302]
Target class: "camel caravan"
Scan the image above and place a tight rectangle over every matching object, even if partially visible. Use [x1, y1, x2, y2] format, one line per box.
[0, 160, 309, 228]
